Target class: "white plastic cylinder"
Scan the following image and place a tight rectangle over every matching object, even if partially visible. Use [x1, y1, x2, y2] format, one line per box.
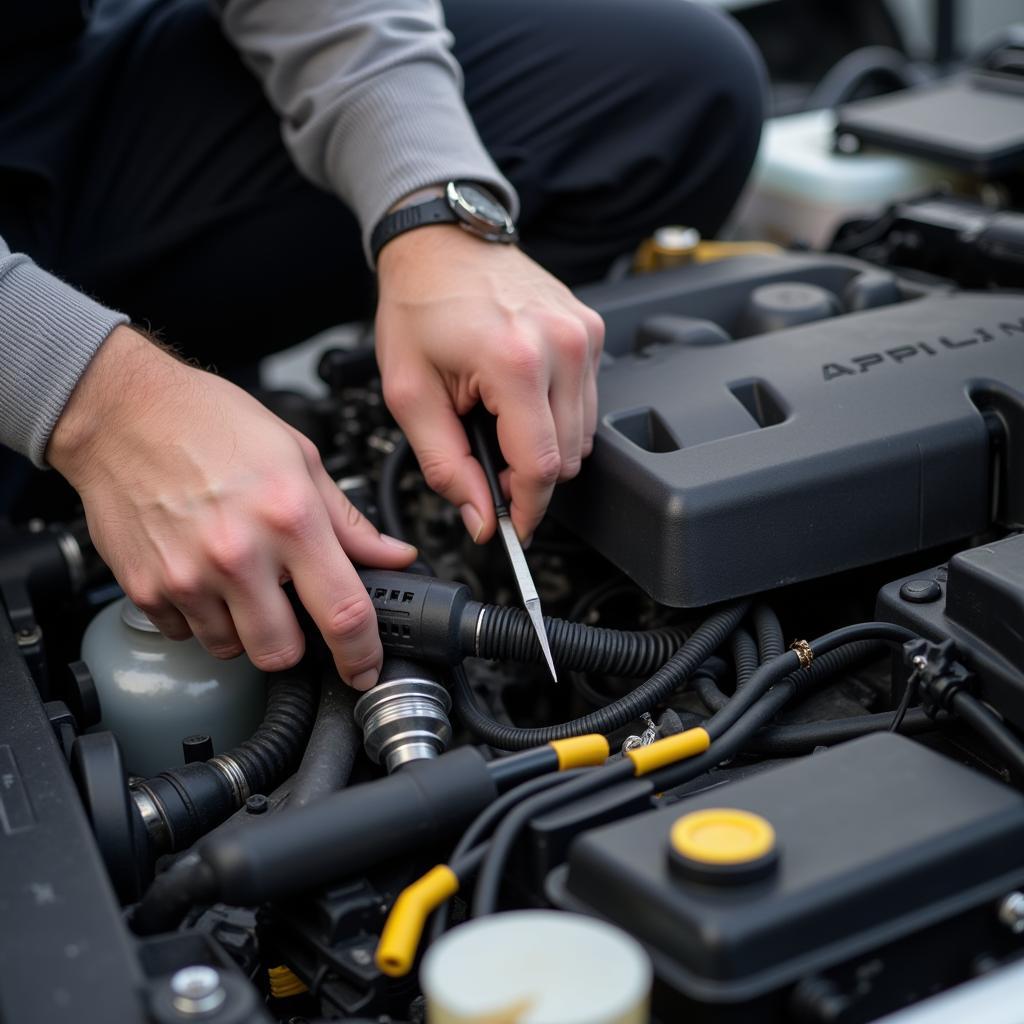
[81, 597, 266, 777]
[420, 911, 652, 1024]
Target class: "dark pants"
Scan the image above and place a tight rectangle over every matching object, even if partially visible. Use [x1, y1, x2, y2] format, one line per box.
[0, 0, 765, 372]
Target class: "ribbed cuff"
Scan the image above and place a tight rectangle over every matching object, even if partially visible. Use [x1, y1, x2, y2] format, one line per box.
[320, 60, 519, 266]
[0, 252, 128, 466]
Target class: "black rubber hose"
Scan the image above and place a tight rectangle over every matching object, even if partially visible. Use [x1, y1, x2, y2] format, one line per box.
[287, 680, 359, 808]
[730, 628, 759, 687]
[705, 624, 915, 739]
[691, 657, 731, 712]
[476, 605, 688, 678]
[653, 639, 889, 791]
[224, 673, 317, 795]
[452, 601, 749, 749]
[949, 690, 1024, 779]
[137, 671, 317, 854]
[131, 852, 217, 936]
[749, 706, 935, 756]
[377, 436, 412, 542]
[752, 605, 785, 663]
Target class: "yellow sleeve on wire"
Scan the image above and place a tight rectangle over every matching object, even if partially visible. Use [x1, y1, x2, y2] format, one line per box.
[268, 964, 308, 998]
[626, 726, 710, 776]
[376, 864, 459, 977]
[549, 734, 610, 770]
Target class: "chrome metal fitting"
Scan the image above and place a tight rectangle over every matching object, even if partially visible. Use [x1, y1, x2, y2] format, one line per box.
[354, 669, 452, 773]
[170, 966, 226, 1016]
[130, 782, 171, 855]
[208, 753, 250, 805]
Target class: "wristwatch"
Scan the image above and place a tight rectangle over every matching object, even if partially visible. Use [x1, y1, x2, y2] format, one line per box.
[370, 181, 518, 264]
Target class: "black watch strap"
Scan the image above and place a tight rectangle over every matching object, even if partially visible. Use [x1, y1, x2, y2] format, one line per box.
[370, 197, 457, 264]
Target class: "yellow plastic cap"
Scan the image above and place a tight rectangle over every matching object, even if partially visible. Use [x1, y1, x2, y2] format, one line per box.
[670, 808, 775, 865]
[549, 734, 611, 770]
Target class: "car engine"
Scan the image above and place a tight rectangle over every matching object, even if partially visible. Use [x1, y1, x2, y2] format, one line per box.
[3, 109, 1024, 1024]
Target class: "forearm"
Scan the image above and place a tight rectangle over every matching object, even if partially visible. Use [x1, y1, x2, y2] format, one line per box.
[212, 0, 517, 261]
[0, 237, 127, 466]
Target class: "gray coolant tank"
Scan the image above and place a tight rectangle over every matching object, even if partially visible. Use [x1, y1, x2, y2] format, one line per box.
[81, 598, 266, 777]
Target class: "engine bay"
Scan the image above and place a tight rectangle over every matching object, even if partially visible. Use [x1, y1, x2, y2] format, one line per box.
[3, 112, 1024, 1024]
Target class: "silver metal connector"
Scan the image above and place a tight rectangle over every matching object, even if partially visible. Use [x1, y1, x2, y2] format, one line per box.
[354, 663, 452, 773]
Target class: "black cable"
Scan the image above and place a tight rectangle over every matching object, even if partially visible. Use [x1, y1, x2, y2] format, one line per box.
[730, 628, 759, 687]
[453, 601, 750, 749]
[749, 706, 935, 756]
[888, 669, 919, 735]
[949, 690, 1024, 779]
[426, 769, 588, 945]
[653, 639, 891, 791]
[377, 437, 412, 542]
[472, 761, 636, 917]
[705, 623, 916, 739]
[752, 605, 784, 664]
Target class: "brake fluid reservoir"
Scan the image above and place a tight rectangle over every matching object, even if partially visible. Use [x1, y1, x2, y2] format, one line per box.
[81, 597, 266, 777]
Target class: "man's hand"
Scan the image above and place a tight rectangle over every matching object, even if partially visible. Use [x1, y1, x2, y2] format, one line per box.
[375, 226, 604, 544]
[48, 326, 417, 688]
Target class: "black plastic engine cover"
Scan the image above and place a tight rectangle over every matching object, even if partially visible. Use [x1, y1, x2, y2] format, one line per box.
[556, 257, 1024, 606]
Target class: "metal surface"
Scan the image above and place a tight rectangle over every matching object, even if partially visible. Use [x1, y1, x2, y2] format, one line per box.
[170, 966, 227, 1016]
[497, 516, 558, 683]
[998, 891, 1024, 935]
[354, 674, 452, 772]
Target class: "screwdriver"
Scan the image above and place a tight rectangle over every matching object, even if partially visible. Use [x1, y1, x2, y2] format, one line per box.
[463, 405, 558, 683]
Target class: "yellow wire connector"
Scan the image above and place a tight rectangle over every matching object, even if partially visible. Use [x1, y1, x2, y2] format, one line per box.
[268, 964, 308, 999]
[625, 726, 711, 776]
[376, 864, 459, 978]
[549, 734, 611, 770]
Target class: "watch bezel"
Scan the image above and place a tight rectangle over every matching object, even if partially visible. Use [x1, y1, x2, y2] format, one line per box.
[445, 181, 517, 243]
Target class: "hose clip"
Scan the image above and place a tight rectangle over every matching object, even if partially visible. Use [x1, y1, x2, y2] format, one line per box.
[789, 639, 813, 669]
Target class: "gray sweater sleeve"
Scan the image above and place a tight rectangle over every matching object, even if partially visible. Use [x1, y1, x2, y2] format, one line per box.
[0, 237, 128, 466]
[214, 0, 518, 261]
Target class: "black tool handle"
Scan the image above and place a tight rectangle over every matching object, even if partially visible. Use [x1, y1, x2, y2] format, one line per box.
[464, 405, 509, 516]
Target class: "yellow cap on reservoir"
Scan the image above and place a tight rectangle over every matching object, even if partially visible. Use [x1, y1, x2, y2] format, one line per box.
[669, 808, 778, 885]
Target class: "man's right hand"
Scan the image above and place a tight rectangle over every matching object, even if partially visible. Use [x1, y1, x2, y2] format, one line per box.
[48, 326, 417, 689]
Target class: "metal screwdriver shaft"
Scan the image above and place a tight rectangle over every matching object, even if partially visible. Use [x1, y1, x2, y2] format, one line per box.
[464, 406, 558, 683]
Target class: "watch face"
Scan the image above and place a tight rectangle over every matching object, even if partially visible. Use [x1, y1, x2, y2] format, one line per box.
[457, 184, 508, 227]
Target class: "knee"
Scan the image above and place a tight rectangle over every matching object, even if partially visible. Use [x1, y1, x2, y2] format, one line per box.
[622, 0, 767, 151]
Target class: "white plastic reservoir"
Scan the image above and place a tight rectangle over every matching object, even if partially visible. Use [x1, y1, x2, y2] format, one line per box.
[421, 911, 652, 1024]
[731, 108, 963, 248]
[81, 597, 266, 778]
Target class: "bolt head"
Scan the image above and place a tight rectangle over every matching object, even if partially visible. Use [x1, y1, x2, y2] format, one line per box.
[998, 892, 1024, 935]
[170, 966, 226, 1016]
[911, 655, 929, 671]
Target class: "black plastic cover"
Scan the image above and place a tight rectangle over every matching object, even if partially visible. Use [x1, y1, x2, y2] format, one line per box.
[877, 532, 1024, 729]
[835, 74, 1024, 175]
[557, 258, 1024, 606]
[551, 734, 1024, 1007]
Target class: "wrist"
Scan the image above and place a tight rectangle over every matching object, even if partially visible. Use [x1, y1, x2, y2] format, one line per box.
[47, 325, 177, 480]
[388, 185, 445, 213]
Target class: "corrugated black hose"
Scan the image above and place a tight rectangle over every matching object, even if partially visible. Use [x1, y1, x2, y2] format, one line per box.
[452, 601, 750, 749]
[133, 670, 317, 856]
